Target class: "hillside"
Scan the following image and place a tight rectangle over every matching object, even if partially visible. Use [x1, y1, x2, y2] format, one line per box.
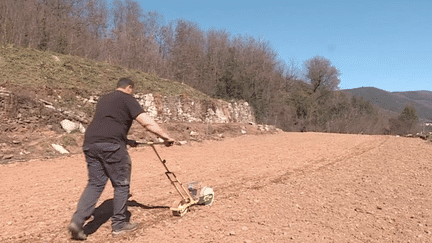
[0, 45, 273, 163]
[0, 45, 211, 101]
[1, 132, 432, 242]
[343, 87, 432, 120]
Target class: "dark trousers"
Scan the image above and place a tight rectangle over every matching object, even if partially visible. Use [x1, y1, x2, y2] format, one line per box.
[71, 142, 131, 231]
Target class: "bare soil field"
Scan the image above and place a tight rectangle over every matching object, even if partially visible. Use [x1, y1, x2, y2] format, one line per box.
[1, 132, 432, 243]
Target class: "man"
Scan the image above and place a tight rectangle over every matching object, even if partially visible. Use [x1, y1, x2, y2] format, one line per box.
[68, 78, 174, 240]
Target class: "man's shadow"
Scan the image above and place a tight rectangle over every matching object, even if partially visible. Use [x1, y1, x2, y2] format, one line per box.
[83, 199, 169, 235]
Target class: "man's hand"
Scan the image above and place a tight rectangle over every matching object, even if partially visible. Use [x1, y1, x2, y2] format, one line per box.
[126, 139, 138, 147]
[136, 113, 174, 146]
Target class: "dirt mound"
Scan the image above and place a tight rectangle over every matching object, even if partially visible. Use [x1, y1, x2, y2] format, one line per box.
[1, 132, 431, 242]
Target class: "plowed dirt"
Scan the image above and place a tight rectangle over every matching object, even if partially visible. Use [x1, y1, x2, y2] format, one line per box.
[1, 132, 432, 242]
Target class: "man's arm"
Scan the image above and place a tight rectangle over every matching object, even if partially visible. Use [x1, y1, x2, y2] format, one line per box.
[135, 113, 174, 144]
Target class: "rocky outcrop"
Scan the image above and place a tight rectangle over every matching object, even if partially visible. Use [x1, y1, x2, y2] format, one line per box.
[1, 86, 255, 130]
[84, 93, 255, 124]
[133, 93, 255, 124]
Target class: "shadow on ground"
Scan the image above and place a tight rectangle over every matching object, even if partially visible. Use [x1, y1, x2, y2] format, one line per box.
[83, 199, 169, 235]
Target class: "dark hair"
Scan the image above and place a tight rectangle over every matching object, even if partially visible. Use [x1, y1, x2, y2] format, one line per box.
[117, 78, 134, 88]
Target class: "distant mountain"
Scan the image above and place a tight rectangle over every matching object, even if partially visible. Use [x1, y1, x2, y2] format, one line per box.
[342, 87, 432, 120]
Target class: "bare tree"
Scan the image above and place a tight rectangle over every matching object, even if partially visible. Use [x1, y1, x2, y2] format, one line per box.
[106, 0, 164, 73]
[139, 10, 165, 74]
[227, 35, 285, 121]
[202, 28, 231, 95]
[304, 56, 340, 93]
[0, 0, 41, 47]
[109, 0, 145, 68]
[171, 19, 205, 88]
[77, 0, 109, 58]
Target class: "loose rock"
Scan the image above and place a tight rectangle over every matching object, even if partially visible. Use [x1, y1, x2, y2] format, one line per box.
[2, 154, 14, 160]
[60, 119, 80, 133]
[51, 144, 69, 154]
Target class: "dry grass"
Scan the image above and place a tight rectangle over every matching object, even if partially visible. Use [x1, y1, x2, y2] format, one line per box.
[0, 45, 210, 105]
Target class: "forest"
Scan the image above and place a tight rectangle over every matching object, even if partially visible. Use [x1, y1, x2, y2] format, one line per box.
[0, 0, 416, 134]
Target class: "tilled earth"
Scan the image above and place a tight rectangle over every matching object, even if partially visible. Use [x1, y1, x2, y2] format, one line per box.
[1, 132, 432, 242]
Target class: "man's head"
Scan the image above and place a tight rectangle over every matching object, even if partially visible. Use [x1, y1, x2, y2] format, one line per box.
[116, 78, 134, 95]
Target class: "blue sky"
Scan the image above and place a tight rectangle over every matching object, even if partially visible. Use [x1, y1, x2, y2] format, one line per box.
[136, 0, 431, 92]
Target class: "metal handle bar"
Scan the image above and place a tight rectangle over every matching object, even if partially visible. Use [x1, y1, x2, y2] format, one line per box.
[133, 141, 171, 170]
[135, 141, 166, 145]
[136, 140, 193, 203]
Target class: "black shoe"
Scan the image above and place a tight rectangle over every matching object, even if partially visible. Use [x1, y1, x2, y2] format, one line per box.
[112, 222, 139, 237]
[68, 221, 87, 241]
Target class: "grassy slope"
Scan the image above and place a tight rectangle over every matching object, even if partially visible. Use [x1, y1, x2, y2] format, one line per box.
[0, 45, 210, 104]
